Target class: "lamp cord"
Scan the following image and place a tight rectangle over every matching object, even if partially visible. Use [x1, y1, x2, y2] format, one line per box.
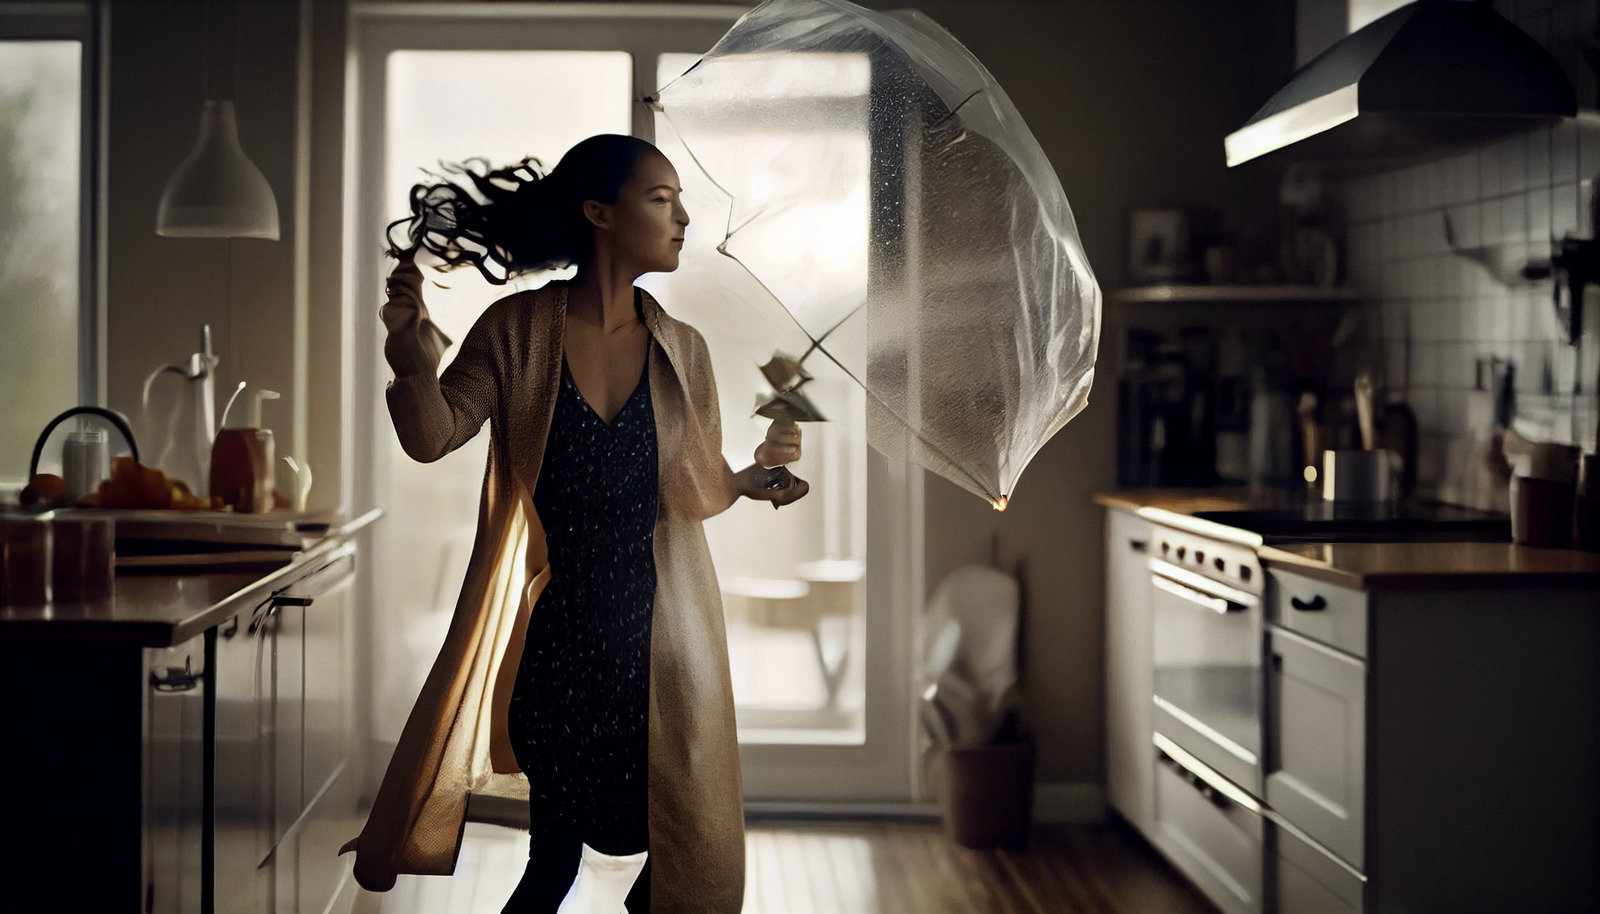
[201, 0, 210, 98]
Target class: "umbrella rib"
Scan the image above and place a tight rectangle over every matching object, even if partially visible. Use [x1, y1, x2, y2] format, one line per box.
[930, 88, 983, 130]
[662, 119, 739, 208]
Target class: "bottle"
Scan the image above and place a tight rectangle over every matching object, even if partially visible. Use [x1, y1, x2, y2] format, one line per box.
[209, 387, 279, 513]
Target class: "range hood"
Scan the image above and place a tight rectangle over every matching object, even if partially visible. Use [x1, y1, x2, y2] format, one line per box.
[1226, 0, 1576, 168]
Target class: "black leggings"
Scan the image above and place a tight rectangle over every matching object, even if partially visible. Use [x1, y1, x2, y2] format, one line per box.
[500, 816, 651, 914]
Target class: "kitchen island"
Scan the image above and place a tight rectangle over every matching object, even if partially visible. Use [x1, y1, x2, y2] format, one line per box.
[1098, 491, 1600, 914]
[0, 509, 377, 914]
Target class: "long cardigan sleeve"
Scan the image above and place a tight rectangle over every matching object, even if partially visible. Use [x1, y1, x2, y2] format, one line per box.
[385, 307, 502, 463]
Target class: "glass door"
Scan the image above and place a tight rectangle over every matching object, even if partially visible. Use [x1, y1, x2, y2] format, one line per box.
[348, 4, 917, 805]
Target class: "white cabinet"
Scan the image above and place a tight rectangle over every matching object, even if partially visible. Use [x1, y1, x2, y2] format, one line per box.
[293, 548, 361, 914]
[1266, 625, 1365, 869]
[1103, 507, 1155, 832]
[1270, 567, 1367, 659]
[1274, 819, 1364, 914]
[1100, 504, 1600, 914]
[214, 544, 358, 914]
[1264, 570, 1600, 914]
[145, 634, 209, 914]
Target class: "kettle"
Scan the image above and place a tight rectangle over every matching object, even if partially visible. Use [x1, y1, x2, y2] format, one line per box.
[28, 406, 141, 502]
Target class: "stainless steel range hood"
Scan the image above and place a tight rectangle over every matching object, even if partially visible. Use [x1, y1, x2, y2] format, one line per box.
[1225, 0, 1576, 168]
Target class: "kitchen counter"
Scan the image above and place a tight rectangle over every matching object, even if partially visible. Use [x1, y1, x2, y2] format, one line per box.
[1102, 491, 1600, 913]
[0, 509, 374, 912]
[0, 508, 380, 645]
[1093, 487, 1304, 517]
[1097, 489, 1600, 591]
[1260, 540, 1600, 590]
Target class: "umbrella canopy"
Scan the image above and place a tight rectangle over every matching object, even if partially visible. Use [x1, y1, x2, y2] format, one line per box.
[652, 0, 1099, 508]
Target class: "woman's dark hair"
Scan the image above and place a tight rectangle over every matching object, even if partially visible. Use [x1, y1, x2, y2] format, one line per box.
[385, 134, 661, 284]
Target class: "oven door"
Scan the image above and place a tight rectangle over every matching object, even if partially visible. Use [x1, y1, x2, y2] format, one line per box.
[1153, 734, 1267, 914]
[1150, 556, 1264, 795]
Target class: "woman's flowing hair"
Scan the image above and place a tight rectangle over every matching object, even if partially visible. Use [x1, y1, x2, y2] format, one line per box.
[385, 134, 660, 285]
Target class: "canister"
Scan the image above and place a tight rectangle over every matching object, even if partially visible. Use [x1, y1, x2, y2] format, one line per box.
[1321, 449, 1396, 503]
[1510, 443, 1577, 548]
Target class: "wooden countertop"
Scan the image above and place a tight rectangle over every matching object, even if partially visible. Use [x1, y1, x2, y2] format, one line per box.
[1092, 488, 1303, 516]
[1260, 541, 1600, 590]
[1097, 490, 1600, 590]
[0, 509, 379, 646]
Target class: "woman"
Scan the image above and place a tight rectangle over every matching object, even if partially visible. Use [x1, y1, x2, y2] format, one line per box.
[343, 135, 806, 913]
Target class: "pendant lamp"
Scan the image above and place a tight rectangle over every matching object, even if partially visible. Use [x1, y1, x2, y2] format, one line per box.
[155, 0, 279, 240]
[156, 99, 280, 239]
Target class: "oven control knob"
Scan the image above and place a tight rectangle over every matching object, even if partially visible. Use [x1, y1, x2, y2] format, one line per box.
[1176, 546, 1186, 560]
[1214, 557, 1226, 572]
[1240, 565, 1253, 582]
[1194, 550, 1205, 565]
[1161, 541, 1170, 555]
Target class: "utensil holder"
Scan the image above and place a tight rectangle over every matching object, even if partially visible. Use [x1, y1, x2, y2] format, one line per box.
[1322, 449, 1396, 503]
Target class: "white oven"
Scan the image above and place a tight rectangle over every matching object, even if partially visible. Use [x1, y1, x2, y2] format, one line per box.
[1142, 513, 1270, 914]
[1148, 519, 1266, 796]
[1153, 733, 1268, 914]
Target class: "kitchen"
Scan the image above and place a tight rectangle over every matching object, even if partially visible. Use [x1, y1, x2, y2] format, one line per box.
[1, 0, 1598, 912]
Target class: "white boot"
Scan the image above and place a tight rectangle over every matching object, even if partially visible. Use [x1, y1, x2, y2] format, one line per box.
[555, 843, 647, 914]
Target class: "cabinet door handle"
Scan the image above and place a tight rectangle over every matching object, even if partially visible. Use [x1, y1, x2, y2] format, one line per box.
[249, 593, 314, 635]
[1290, 594, 1328, 611]
[150, 656, 201, 692]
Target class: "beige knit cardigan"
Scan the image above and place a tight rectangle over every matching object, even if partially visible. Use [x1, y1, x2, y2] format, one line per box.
[341, 281, 746, 912]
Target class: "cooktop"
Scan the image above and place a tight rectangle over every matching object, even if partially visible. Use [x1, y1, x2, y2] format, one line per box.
[1189, 501, 1511, 543]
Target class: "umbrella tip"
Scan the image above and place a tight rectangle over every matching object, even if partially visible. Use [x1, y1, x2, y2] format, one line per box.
[991, 495, 1009, 512]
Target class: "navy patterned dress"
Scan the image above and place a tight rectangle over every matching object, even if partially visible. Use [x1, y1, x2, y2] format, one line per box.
[506, 351, 658, 859]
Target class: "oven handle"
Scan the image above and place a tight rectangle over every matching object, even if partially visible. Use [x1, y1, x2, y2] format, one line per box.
[1153, 575, 1237, 614]
[1149, 560, 1255, 613]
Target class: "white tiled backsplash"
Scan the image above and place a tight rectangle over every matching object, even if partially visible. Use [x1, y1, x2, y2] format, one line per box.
[1334, 0, 1600, 511]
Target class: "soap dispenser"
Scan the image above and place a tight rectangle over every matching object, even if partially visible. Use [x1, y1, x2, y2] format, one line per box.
[209, 386, 279, 513]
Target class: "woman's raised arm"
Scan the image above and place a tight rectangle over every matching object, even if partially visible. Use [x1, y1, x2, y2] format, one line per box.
[382, 259, 498, 462]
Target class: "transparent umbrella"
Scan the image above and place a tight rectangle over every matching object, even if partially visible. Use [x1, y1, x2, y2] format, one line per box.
[651, 0, 1100, 509]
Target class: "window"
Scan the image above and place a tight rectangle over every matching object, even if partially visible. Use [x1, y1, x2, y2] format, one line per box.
[0, 5, 97, 493]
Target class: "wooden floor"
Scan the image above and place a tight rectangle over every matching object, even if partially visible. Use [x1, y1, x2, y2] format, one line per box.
[346, 818, 1216, 914]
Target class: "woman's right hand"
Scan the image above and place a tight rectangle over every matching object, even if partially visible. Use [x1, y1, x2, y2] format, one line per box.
[754, 418, 802, 469]
[380, 258, 448, 377]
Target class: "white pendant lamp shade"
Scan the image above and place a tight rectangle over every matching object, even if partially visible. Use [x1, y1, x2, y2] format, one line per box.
[156, 100, 280, 239]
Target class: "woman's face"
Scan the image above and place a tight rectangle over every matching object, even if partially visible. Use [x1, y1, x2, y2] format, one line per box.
[596, 152, 690, 275]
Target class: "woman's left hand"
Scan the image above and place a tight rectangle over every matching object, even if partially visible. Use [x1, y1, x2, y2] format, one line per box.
[734, 463, 810, 509]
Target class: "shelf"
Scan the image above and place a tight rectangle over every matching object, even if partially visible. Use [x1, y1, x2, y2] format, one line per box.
[1111, 284, 1363, 304]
